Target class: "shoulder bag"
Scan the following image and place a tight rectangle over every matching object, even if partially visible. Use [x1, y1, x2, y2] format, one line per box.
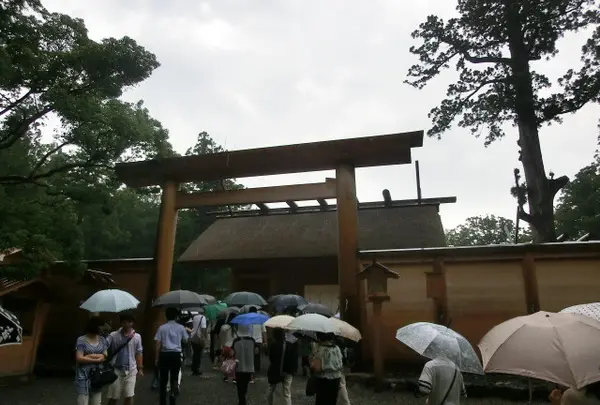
[437, 366, 459, 405]
[89, 335, 133, 391]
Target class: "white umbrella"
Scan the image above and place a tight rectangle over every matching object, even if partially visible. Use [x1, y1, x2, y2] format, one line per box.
[264, 315, 295, 329]
[80, 289, 140, 313]
[286, 313, 337, 334]
[396, 322, 483, 374]
[479, 311, 600, 388]
[560, 302, 600, 322]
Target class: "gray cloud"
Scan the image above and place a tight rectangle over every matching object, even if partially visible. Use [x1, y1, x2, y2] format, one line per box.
[44, 0, 599, 228]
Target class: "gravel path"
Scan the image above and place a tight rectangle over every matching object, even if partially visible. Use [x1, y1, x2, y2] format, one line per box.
[1, 358, 544, 405]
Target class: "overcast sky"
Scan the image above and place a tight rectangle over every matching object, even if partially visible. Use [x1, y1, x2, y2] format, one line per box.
[45, 0, 599, 228]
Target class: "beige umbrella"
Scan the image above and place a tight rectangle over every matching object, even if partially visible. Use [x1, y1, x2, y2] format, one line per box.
[264, 315, 295, 329]
[479, 311, 600, 389]
[329, 318, 362, 342]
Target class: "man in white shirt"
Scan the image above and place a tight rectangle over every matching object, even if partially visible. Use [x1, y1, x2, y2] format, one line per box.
[417, 357, 467, 405]
[190, 312, 207, 376]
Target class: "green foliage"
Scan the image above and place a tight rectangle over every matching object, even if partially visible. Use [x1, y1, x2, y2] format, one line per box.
[406, 0, 599, 242]
[555, 162, 600, 239]
[445, 214, 532, 246]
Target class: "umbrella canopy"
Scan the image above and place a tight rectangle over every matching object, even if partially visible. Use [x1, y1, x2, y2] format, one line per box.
[299, 302, 334, 317]
[240, 304, 260, 313]
[204, 302, 228, 320]
[0, 306, 22, 346]
[217, 306, 240, 320]
[230, 312, 270, 326]
[329, 318, 362, 342]
[264, 315, 295, 329]
[223, 291, 267, 307]
[197, 294, 218, 305]
[271, 294, 307, 312]
[396, 322, 484, 375]
[479, 311, 600, 388]
[268, 295, 282, 303]
[152, 290, 209, 308]
[80, 289, 140, 313]
[286, 313, 337, 334]
[560, 302, 600, 322]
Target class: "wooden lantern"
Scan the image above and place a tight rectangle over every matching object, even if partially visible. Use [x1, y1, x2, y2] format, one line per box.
[357, 260, 399, 301]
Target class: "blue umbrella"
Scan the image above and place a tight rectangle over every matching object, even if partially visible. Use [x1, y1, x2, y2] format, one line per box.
[230, 312, 269, 325]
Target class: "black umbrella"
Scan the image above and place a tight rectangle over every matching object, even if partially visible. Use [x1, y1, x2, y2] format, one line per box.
[0, 306, 22, 346]
[152, 290, 209, 308]
[267, 294, 282, 303]
[271, 294, 307, 313]
[223, 291, 267, 307]
[299, 302, 334, 317]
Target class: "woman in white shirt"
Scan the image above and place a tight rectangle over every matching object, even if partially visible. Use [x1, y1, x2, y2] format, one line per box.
[219, 314, 235, 349]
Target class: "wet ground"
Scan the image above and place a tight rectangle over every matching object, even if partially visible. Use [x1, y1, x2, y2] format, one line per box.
[1, 357, 545, 405]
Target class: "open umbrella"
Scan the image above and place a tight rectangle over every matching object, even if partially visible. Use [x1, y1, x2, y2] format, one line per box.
[479, 311, 600, 388]
[329, 318, 362, 342]
[152, 290, 209, 308]
[217, 306, 240, 320]
[204, 301, 228, 320]
[197, 294, 217, 305]
[264, 315, 295, 329]
[0, 306, 22, 346]
[286, 313, 337, 334]
[560, 302, 600, 322]
[230, 312, 270, 326]
[299, 302, 334, 317]
[224, 291, 267, 307]
[80, 289, 140, 313]
[271, 294, 307, 312]
[396, 322, 484, 374]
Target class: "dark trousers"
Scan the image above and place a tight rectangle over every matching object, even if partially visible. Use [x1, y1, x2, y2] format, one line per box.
[191, 342, 204, 374]
[254, 343, 261, 372]
[235, 372, 252, 405]
[209, 334, 216, 362]
[315, 377, 340, 405]
[159, 351, 182, 405]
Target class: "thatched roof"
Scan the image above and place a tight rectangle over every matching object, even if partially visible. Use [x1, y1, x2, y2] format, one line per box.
[178, 205, 446, 262]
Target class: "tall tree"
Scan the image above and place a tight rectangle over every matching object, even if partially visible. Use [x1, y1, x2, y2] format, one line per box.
[446, 214, 532, 246]
[555, 162, 600, 239]
[405, 0, 600, 242]
[0, 0, 172, 277]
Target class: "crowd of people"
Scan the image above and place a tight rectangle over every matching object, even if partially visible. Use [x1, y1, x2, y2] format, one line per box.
[73, 306, 353, 405]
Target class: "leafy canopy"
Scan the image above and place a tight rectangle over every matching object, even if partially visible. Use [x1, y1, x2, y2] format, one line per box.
[445, 214, 532, 246]
[406, 0, 600, 144]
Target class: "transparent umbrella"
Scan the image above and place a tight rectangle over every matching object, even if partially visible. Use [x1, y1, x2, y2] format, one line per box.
[396, 322, 484, 375]
[560, 302, 600, 322]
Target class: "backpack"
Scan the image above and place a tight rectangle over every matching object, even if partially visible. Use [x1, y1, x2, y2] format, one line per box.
[190, 315, 206, 345]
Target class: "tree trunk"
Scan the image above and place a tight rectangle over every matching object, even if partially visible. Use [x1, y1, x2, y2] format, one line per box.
[506, 2, 558, 242]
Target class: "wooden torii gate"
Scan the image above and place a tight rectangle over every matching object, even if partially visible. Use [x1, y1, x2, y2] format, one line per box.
[115, 131, 424, 361]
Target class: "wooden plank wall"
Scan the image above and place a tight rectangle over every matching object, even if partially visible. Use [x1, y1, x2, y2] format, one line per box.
[359, 253, 600, 368]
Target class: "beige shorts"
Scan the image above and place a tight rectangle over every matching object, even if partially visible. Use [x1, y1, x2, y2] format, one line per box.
[107, 369, 137, 399]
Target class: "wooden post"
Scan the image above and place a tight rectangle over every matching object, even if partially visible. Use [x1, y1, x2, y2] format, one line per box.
[148, 181, 179, 365]
[371, 297, 385, 385]
[521, 254, 540, 314]
[336, 164, 359, 328]
[155, 181, 179, 297]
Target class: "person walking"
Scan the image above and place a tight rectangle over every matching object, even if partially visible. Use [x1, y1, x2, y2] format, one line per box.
[74, 316, 108, 405]
[232, 332, 255, 405]
[266, 328, 298, 405]
[190, 311, 207, 375]
[155, 308, 188, 405]
[310, 332, 344, 405]
[106, 313, 143, 405]
[417, 356, 467, 405]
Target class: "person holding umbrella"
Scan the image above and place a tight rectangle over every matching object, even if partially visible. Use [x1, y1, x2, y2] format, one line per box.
[310, 332, 344, 405]
[154, 308, 189, 405]
[417, 357, 467, 405]
[266, 328, 298, 405]
[550, 383, 600, 405]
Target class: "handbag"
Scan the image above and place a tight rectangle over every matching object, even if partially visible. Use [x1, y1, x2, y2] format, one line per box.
[305, 374, 317, 396]
[191, 315, 206, 345]
[89, 335, 133, 391]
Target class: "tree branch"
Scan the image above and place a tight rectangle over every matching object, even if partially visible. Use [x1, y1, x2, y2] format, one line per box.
[0, 105, 54, 149]
[0, 90, 33, 117]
